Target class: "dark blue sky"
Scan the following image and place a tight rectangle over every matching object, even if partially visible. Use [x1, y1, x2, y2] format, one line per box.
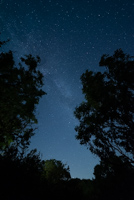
[1, 0, 134, 179]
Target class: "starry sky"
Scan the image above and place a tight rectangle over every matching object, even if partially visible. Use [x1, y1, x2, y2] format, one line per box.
[1, 0, 134, 179]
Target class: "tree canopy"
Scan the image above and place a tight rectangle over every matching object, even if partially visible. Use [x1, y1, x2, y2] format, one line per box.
[0, 45, 46, 154]
[74, 49, 134, 164]
[43, 159, 71, 183]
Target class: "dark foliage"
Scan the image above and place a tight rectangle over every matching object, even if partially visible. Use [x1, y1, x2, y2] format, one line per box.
[1, 150, 134, 200]
[0, 46, 46, 154]
[74, 49, 134, 164]
[0, 151, 82, 200]
[93, 156, 134, 200]
[42, 159, 71, 183]
[0, 150, 45, 200]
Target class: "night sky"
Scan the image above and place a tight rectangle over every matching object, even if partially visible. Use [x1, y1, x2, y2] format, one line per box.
[1, 0, 134, 179]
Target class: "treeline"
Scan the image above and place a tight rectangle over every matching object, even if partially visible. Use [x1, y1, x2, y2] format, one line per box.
[0, 149, 92, 200]
[0, 37, 134, 199]
[1, 149, 134, 200]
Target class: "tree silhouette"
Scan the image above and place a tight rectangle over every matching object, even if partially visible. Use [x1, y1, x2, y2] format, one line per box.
[43, 159, 71, 184]
[93, 156, 134, 200]
[74, 49, 134, 164]
[0, 40, 46, 155]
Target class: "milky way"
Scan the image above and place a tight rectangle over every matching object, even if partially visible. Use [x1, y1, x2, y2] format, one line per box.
[1, 0, 134, 179]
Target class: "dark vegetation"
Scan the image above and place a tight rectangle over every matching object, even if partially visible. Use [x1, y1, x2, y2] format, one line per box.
[0, 37, 134, 199]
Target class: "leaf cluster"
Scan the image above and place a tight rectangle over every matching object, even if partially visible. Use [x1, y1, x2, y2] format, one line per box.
[74, 49, 134, 163]
[43, 159, 71, 183]
[0, 48, 46, 153]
